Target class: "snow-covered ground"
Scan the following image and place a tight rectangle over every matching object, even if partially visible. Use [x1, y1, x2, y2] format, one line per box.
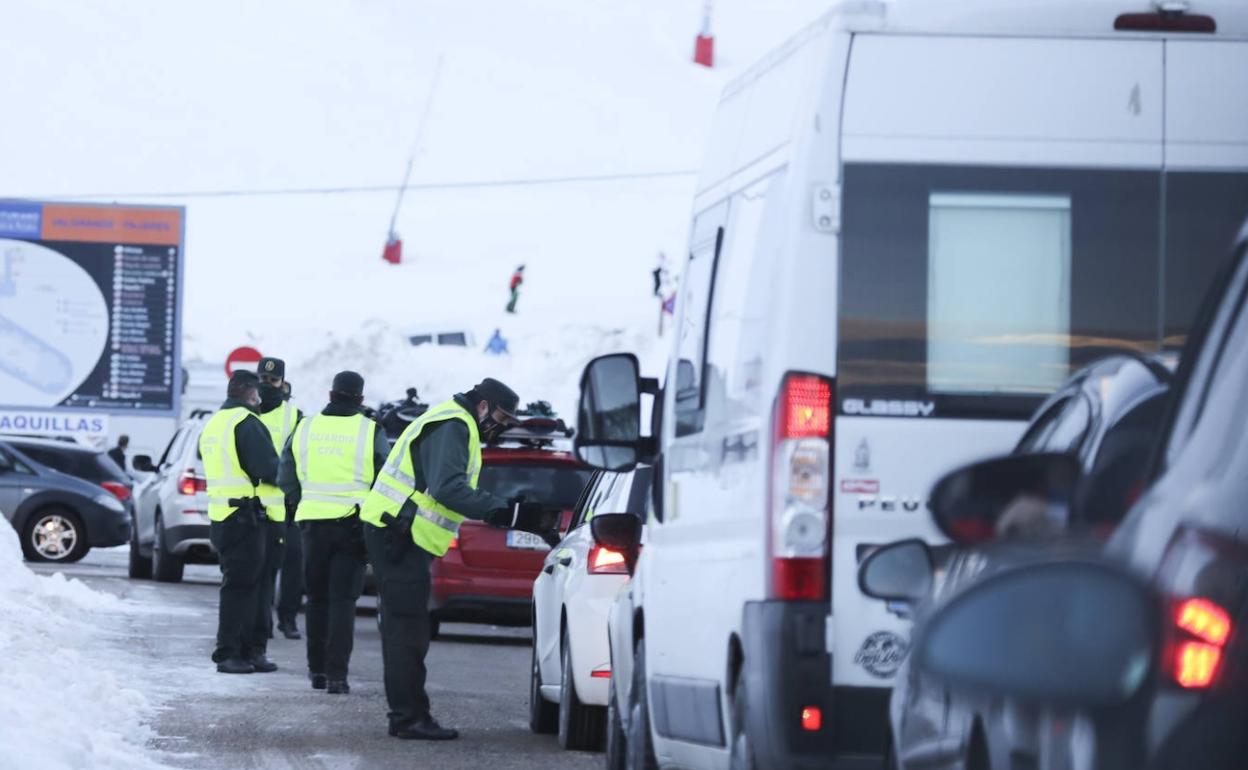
[0, 532, 171, 770]
[4, 0, 830, 417]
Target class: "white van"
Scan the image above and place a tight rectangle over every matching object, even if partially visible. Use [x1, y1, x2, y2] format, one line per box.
[572, 1, 1248, 768]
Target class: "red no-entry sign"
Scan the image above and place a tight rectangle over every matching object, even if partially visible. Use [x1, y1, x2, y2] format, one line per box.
[224, 346, 263, 378]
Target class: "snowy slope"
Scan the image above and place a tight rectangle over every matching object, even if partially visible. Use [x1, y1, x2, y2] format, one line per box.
[3, 0, 831, 417]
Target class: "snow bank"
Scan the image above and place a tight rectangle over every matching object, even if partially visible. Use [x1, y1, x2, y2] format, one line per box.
[0, 527, 168, 770]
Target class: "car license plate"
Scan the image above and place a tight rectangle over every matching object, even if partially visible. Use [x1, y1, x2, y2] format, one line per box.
[506, 530, 549, 550]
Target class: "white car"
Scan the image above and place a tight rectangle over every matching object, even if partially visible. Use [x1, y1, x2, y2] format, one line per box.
[129, 411, 213, 582]
[530, 465, 653, 750]
[570, 2, 1248, 768]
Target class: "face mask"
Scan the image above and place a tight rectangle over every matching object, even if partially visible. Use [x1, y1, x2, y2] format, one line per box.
[479, 413, 507, 443]
[258, 383, 283, 410]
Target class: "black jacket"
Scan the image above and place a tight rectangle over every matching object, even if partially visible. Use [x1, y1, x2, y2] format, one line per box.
[276, 402, 390, 508]
[403, 394, 507, 520]
[219, 398, 279, 487]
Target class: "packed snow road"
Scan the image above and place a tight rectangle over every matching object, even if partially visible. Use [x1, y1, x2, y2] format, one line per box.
[30, 548, 598, 770]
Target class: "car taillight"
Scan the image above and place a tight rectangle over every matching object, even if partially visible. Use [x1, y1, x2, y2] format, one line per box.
[769, 373, 833, 601]
[588, 545, 628, 575]
[100, 481, 131, 502]
[178, 472, 207, 496]
[1169, 597, 1232, 689]
[448, 537, 459, 550]
[1158, 527, 1244, 690]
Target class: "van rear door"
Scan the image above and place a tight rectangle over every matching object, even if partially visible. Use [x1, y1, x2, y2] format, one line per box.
[836, 34, 1165, 691]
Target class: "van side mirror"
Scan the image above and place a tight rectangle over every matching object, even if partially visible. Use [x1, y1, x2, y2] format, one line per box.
[132, 454, 156, 473]
[914, 560, 1158, 707]
[575, 354, 642, 471]
[930, 453, 1080, 544]
[590, 513, 643, 575]
[859, 539, 934, 603]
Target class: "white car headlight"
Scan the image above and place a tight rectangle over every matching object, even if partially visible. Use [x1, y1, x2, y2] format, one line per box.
[93, 493, 125, 512]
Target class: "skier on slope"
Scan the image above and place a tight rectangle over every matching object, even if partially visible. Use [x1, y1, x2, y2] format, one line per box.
[506, 265, 524, 313]
[484, 328, 509, 355]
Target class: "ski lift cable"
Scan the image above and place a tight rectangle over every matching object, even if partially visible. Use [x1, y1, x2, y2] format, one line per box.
[387, 53, 445, 241]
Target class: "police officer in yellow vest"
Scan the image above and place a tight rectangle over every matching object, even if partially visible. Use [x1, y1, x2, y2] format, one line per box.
[277, 371, 390, 695]
[200, 370, 281, 674]
[254, 357, 304, 647]
[274, 379, 305, 639]
[361, 378, 559, 740]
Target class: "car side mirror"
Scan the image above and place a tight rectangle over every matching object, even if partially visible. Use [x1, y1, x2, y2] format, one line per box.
[132, 454, 156, 473]
[930, 452, 1081, 544]
[590, 513, 643, 575]
[575, 354, 642, 471]
[859, 539, 934, 603]
[914, 560, 1158, 708]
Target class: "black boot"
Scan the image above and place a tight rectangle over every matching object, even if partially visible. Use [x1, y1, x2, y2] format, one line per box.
[216, 658, 256, 674]
[391, 717, 458, 741]
[249, 654, 278, 673]
[327, 679, 350, 695]
[277, 619, 301, 640]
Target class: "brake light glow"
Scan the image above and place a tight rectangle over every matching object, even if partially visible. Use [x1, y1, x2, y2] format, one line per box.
[591, 667, 612, 679]
[589, 545, 628, 575]
[178, 472, 207, 496]
[448, 537, 459, 550]
[1174, 642, 1222, 689]
[769, 373, 833, 601]
[1169, 597, 1233, 689]
[800, 706, 822, 732]
[1176, 598, 1231, 645]
[99, 481, 131, 502]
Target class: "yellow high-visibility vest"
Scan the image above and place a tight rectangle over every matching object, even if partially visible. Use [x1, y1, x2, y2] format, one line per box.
[199, 407, 259, 522]
[257, 401, 299, 521]
[360, 400, 481, 557]
[292, 412, 377, 521]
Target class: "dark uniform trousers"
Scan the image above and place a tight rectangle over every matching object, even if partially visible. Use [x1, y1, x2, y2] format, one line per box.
[363, 524, 435, 727]
[276, 519, 305, 625]
[301, 518, 366, 679]
[208, 512, 267, 662]
[255, 519, 285, 651]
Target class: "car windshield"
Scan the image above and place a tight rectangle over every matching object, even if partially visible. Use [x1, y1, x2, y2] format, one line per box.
[477, 464, 592, 510]
[14, 445, 128, 484]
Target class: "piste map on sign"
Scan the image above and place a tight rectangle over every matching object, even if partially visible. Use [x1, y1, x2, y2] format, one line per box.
[0, 201, 185, 415]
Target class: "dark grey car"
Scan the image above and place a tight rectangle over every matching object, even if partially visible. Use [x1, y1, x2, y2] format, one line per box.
[0, 438, 132, 562]
[862, 353, 1173, 770]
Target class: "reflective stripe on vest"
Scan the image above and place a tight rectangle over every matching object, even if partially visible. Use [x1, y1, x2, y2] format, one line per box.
[359, 400, 482, 557]
[257, 401, 300, 520]
[199, 407, 258, 522]
[292, 412, 376, 521]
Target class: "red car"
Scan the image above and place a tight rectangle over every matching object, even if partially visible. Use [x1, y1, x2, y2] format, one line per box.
[429, 423, 591, 637]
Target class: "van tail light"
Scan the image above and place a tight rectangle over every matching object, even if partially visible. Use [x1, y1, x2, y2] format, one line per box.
[1114, 11, 1215, 33]
[178, 472, 207, 496]
[1168, 597, 1232, 689]
[589, 545, 628, 575]
[100, 481, 131, 502]
[768, 373, 833, 601]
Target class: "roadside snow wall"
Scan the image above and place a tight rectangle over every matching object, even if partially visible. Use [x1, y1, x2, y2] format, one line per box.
[0, 528, 166, 770]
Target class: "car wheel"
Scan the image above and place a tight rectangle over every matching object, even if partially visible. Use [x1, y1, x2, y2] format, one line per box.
[559, 632, 606, 751]
[605, 664, 627, 770]
[626, 639, 658, 770]
[128, 513, 152, 579]
[728, 671, 755, 770]
[22, 507, 89, 563]
[151, 515, 185, 583]
[529, 637, 559, 734]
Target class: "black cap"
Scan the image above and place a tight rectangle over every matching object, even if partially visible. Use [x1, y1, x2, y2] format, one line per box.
[331, 370, 365, 398]
[473, 378, 519, 417]
[257, 357, 285, 378]
[228, 370, 260, 394]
